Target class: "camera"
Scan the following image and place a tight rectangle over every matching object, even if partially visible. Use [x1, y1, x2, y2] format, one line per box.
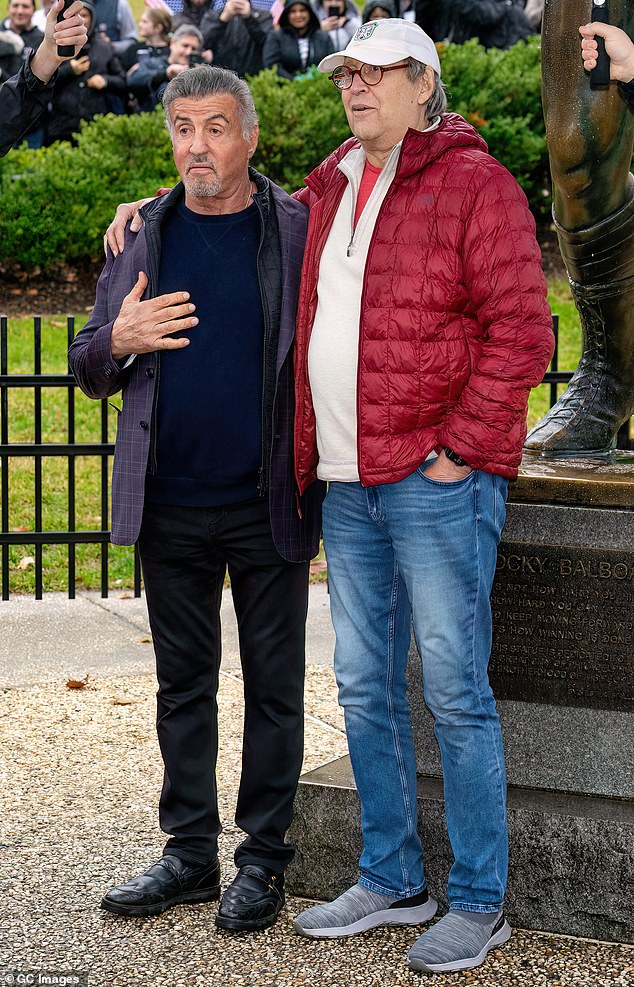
[188, 53, 205, 67]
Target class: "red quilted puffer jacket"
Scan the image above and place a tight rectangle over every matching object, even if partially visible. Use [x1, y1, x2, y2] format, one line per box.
[293, 113, 554, 494]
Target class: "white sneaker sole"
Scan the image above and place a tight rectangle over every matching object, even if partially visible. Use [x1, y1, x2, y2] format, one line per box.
[294, 896, 438, 939]
[407, 919, 512, 972]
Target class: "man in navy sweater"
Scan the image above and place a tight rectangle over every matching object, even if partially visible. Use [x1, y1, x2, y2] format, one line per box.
[68, 64, 322, 932]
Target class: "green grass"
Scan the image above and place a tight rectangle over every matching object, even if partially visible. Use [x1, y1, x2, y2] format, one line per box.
[529, 276, 581, 428]
[1, 282, 581, 594]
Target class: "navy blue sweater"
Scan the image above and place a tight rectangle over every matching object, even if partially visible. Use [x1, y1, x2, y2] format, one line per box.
[145, 199, 264, 507]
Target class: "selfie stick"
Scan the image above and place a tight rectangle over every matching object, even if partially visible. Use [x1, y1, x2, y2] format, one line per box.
[56, 0, 76, 57]
[590, 0, 611, 88]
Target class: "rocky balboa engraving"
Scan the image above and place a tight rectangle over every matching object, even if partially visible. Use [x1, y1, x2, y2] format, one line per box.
[490, 546, 633, 710]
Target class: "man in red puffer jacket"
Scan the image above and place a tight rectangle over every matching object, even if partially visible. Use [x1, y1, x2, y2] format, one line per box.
[292, 18, 554, 976]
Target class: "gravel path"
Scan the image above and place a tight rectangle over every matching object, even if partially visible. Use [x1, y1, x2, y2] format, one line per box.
[0, 596, 632, 986]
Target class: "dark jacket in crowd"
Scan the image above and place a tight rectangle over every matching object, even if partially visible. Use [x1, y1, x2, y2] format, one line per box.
[262, 0, 333, 80]
[46, 0, 126, 143]
[415, 0, 534, 48]
[0, 54, 53, 155]
[0, 14, 43, 87]
[0, 16, 43, 51]
[0, 29, 24, 83]
[126, 48, 170, 111]
[203, 3, 273, 77]
[172, 0, 216, 36]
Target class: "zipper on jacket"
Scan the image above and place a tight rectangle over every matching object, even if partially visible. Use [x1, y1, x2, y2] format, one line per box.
[355, 185, 395, 484]
[346, 169, 361, 257]
[345, 145, 400, 257]
[145, 213, 162, 475]
[254, 192, 272, 498]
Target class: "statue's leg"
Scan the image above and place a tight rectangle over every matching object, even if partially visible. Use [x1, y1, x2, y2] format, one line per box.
[525, 0, 634, 454]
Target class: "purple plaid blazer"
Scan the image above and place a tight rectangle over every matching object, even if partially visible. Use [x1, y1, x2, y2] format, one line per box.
[69, 176, 324, 562]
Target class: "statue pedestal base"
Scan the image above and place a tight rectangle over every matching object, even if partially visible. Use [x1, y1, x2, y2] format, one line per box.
[287, 455, 634, 943]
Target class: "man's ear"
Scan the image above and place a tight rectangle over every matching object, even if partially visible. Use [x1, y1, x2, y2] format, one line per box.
[417, 64, 435, 106]
[247, 123, 259, 159]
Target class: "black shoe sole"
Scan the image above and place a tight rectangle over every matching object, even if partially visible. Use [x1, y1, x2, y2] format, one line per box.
[215, 903, 284, 932]
[100, 886, 221, 918]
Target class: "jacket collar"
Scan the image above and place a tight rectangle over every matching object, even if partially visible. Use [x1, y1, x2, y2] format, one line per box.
[304, 113, 489, 196]
[140, 167, 271, 226]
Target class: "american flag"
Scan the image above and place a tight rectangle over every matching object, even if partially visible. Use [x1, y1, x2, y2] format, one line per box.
[214, 0, 285, 17]
[269, 0, 284, 23]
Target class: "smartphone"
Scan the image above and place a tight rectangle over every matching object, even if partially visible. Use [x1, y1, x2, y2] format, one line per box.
[590, 0, 611, 88]
[56, 0, 75, 56]
[327, 4, 340, 17]
[188, 53, 205, 67]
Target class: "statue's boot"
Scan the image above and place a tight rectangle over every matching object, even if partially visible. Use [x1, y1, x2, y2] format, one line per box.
[525, 184, 634, 455]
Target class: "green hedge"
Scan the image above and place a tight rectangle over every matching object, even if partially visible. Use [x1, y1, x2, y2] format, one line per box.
[0, 37, 550, 269]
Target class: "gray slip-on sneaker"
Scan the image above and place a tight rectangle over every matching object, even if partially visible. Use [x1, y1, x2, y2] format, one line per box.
[407, 911, 512, 973]
[294, 883, 438, 939]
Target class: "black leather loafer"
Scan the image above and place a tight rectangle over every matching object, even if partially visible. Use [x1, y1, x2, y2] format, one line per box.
[215, 865, 285, 931]
[100, 854, 221, 917]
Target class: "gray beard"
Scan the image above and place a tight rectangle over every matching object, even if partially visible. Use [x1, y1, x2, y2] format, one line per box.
[184, 174, 221, 198]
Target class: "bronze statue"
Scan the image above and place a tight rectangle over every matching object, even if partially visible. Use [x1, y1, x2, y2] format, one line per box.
[524, 0, 634, 454]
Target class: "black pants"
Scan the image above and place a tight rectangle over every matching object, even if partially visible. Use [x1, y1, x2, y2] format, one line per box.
[138, 499, 309, 872]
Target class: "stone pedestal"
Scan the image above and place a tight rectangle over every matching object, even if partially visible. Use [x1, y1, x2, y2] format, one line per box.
[288, 454, 634, 943]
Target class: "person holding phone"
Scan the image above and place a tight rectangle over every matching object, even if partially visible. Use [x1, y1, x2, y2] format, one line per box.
[45, 0, 126, 143]
[580, 17, 634, 94]
[202, 0, 273, 77]
[127, 23, 206, 111]
[314, 0, 360, 50]
[0, 0, 87, 154]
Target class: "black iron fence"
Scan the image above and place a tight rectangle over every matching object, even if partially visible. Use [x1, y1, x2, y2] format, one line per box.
[0, 314, 630, 600]
[0, 315, 141, 600]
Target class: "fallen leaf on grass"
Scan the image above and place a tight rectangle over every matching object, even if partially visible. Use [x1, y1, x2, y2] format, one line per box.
[17, 556, 35, 570]
[309, 560, 327, 574]
[12, 525, 30, 532]
[66, 674, 90, 689]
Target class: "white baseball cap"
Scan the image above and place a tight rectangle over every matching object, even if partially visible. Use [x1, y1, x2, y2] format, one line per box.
[318, 18, 441, 77]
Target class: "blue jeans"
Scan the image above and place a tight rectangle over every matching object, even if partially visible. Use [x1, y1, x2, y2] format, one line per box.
[322, 465, 509, 912]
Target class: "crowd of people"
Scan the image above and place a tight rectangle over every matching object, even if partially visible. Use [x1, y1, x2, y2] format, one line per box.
[0, 0, 544, 145]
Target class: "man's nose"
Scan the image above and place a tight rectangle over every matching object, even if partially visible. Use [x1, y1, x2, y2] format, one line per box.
[189, 129, 209, 154]
[349, 71, 369, 95]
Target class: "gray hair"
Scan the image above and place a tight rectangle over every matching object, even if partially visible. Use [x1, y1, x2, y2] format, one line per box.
[163, 65, 259, 140]
[171, 24, 204, 45]
[407, 57, 448, 118]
